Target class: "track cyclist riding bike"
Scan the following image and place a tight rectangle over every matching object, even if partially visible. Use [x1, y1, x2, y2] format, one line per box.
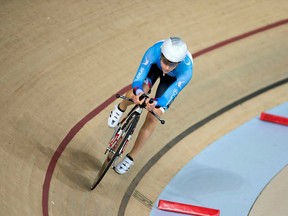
[108, 37, 194, 174]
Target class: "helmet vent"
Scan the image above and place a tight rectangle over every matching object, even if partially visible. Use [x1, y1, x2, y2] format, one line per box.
[170, 37, 181, 45]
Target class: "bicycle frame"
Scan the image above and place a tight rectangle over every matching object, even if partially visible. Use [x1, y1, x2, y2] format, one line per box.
[105, 98, 144, 165]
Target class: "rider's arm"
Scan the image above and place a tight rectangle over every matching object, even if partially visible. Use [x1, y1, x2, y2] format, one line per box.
[132, 42, 161, 96]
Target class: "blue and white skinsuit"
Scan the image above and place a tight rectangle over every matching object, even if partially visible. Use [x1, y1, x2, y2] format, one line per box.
[132, 40, 194, 112]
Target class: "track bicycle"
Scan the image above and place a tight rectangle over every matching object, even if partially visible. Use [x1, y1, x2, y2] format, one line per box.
[91, 93, 165, 190]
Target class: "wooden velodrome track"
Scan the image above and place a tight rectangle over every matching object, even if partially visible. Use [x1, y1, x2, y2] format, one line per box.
[1, 1, 288, 215]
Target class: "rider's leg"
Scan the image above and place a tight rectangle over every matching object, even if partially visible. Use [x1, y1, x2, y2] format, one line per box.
[114, 108, 162, 174]
[128, 108, 163, 159]
[118, 89, 134, 111]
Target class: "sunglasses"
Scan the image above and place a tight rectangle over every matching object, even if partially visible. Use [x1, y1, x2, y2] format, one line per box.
[161, 54, 179, 67]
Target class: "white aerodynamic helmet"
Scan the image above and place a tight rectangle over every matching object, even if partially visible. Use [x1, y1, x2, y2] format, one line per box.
[161, 37, 187, 63]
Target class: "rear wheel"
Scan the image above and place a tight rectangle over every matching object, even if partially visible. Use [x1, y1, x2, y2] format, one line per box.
[90, 113, 139, 190]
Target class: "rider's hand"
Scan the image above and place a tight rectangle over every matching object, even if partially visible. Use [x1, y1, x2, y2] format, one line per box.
[146, 98, 156, 111]
[132, 93, 145, 105]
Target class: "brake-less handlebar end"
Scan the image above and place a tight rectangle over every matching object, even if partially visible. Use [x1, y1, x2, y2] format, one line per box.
[116, 93, 121, 98]
[160, 120, 165, 125]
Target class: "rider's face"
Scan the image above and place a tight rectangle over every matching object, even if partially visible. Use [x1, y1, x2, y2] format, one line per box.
[160, 54, 178, 74]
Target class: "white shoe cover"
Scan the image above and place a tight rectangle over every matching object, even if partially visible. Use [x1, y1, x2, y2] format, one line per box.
[108, 104, 124, 128]
[114, 155, 134, 175]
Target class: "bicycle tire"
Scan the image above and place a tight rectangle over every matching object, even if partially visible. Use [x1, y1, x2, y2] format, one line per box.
[91, 113, 139, 190]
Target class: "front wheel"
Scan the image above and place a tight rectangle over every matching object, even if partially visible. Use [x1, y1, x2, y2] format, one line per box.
[90, 150, 116, 190]
[90, 113, 139, 190]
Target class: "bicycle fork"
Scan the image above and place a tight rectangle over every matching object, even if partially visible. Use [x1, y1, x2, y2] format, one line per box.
[105, 110, 141, 167]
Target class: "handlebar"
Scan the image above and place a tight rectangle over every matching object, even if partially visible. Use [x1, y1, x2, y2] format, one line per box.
[116, 93, 133, 102]
[115, 94, 165, 124]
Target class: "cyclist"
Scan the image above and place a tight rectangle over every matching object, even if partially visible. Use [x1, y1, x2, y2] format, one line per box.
[108, 37, 193, 174]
